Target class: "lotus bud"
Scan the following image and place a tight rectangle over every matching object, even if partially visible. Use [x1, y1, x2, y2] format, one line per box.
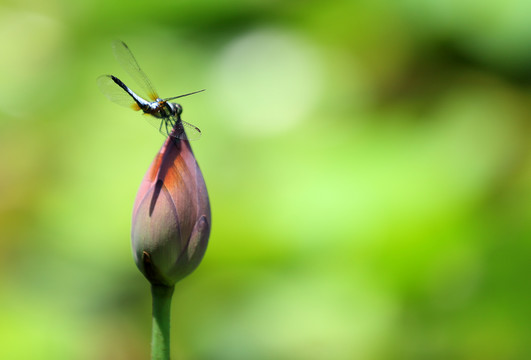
[131, 137, 211, 286]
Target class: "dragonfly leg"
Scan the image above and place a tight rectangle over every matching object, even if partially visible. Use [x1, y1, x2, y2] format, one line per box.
[165, 119, 172, 137]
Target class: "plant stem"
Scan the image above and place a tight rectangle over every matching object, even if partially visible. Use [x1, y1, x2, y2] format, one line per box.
[151, 284, 175, 360]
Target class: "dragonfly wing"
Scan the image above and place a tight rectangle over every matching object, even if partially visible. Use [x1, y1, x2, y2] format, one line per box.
[112, 40, 159, 101]
[181, 120, 202, 140]
[170, 118, 202, 141]
[97, 75, 138, 109]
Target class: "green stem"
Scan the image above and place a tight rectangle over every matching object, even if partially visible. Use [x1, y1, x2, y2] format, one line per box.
[151, 284, 175, 360]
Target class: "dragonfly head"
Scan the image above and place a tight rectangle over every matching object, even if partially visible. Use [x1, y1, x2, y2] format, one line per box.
[167, 102, 183, 116]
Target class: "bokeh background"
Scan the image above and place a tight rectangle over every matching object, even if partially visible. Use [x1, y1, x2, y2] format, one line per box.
[1, 0, 531, 359]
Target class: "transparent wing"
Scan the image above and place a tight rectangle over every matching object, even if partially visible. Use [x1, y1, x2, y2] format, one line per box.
[97, 75, 138, 109]
[176, 120, 202, 141]
[112, 40, 159, 101]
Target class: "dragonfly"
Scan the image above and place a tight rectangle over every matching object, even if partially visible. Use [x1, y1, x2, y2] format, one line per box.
[98, 40, 204, 141]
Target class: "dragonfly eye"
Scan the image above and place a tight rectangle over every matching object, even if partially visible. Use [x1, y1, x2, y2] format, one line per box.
[174, 103, 183, 115]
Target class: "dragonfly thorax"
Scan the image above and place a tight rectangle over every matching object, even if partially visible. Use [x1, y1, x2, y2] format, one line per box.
[147, 100, 182, 119]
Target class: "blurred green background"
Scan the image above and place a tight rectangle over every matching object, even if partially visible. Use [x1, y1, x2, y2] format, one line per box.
[1, 0, 531, 359]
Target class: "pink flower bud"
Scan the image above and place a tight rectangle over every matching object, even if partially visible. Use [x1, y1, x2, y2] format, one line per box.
[131, 138, 211, 286]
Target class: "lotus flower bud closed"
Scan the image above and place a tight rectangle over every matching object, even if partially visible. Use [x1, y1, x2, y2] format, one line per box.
[131, 137, 211, 286]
